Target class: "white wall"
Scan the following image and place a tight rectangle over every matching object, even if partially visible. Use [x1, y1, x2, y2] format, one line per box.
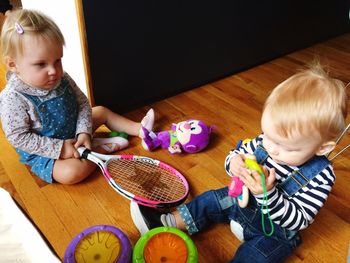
[21, 0, 87, 95]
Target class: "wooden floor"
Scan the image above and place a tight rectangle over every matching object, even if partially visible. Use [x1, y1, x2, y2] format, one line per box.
[0, 33, 349, 262]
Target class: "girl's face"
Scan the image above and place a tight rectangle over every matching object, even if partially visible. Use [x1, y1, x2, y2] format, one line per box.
[261, 110, 324, 166]
[10, 35, 63, 90]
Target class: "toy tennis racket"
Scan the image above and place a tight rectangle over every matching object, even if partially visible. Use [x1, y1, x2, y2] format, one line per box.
[78, 147, 189, 209]
[228, 140, 249, 208]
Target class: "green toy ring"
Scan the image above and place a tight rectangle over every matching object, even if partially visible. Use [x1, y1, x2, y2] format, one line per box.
[133, 227, 198, 263]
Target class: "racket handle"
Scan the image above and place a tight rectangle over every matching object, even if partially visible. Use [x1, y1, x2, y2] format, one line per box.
[77, 147, 90, 158]
[228, 176, 249, 208]
[228, 176, 244, 197]
[228, 139, 244, 197]
[237, 185, 249, 208]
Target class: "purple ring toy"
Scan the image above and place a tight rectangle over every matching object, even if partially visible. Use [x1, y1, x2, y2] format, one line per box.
[64, 225, 132, 263]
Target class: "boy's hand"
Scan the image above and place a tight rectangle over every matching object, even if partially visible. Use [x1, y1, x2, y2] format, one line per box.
[229, 154, 256, 176]
[60, 139, 79, 159]
[230, 155, 276, 195]
[239, 166, 276, 195]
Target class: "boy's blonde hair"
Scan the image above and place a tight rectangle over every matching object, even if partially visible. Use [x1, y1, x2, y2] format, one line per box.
[264, 63, 348, 141]
[0, 9, 65, 60]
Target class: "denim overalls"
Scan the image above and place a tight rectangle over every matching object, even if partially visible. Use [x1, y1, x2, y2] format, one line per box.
[16, 79, 78, 183]
[177, 144, 330, 263]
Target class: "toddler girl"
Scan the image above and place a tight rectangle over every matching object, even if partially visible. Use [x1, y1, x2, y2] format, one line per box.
[0, 9, 155, 184]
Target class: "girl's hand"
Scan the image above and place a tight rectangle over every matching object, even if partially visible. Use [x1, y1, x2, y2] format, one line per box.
[60, 139, 79, 159]
[239, 166, 276, 195]
[74, 133, 92, 151]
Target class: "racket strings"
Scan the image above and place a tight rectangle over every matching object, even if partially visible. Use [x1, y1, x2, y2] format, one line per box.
[107, 159, 187, 202]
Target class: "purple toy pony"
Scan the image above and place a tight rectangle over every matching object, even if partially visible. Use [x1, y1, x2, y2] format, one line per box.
[140, 119, 212, 154]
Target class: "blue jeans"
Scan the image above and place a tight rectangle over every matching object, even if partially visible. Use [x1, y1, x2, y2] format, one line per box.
[177, 187, 301, 263]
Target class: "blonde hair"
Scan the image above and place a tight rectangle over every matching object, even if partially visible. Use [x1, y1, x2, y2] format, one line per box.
[263, 63, 348, 141]
[0, 9, 65, 60]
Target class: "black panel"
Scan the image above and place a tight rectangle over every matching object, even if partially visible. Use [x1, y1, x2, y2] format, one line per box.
[82, 0, 350, 113]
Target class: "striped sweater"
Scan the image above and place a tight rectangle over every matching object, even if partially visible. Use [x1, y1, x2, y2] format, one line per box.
[224, 134, 335, 231]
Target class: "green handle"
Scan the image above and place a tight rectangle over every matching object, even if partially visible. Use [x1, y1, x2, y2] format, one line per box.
[244, 158, 274, 236]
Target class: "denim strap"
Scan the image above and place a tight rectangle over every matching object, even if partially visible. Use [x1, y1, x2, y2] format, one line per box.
[278, 156, 330, 196]
[254, 144, 269, 164]
[253, 144, 330, 196]
[20, 92, 42, 105]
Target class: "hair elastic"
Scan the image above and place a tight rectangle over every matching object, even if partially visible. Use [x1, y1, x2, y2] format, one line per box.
[14, 22, 24, 34]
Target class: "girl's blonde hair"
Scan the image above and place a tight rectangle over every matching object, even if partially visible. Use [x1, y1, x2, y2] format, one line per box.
[264, 62, 348, 141]
[0, 9, 65, 60]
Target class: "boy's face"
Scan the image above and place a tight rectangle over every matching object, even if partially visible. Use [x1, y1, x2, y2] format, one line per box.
[8, 35, 63, 90]
[261, 110, 324, 166]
